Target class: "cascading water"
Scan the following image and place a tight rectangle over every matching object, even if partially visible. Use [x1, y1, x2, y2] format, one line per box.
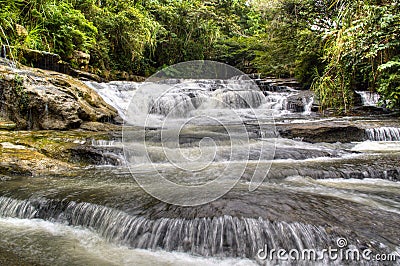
[356, 91, 380, 107]
[366, 127, 400, 141]
[0, 196, 332, 258]
[90, 139, 119, 147]
[85, 79, 315, 121]
[85, 81, 139, 120]
[303, 96, 314, 115]
[0, 26, 17, 68]
[1, 76, 400, 265]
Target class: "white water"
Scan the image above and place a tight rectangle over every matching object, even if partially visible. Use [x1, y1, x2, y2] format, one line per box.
[86, 80, 315, 121]
[352, 141, 400, 152]
[262, 91, 293, 111]
[2, 78, 398, 264]
[90, 139, 122, 147]
[303, 96, 314, 115]
[85, 81, 139, 120]
[0, 196, 331, 258]
[366, 127, 400, 141]
[356, 91, 380, 106]
[282, 176, 400, 215]
[0, 217, 255, 266]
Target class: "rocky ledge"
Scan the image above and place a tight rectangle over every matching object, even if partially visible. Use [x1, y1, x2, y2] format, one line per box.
[0, 130, 122, 176]
[0, 58, 119, 130]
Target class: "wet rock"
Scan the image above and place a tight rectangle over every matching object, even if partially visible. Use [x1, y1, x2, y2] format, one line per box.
[353, 91, 363, 106]
[70, 50, 90, 71]
[0, 145, 73, 176]
[20, 49, 66, 73]
[351, 106, 392, 116]
[67, 146, 123, 166]
[273, 148, 336, 160]
[286, 91, 315, 113]
[0, 130, 123, 173]
[0, 59, 118, 130]
[0, 162, 32, 176]
[278, 124, 366, 143]
[255, 77, 301, 92]
[70, 69, 103, 82]
[79, 122, 121, 132]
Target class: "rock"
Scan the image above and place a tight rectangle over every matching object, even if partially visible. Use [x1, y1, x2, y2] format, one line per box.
[0, 148, 74, 176]
[278, 124, 366, 143]
[105, 70, 146, 81]
[0, 162, 32, 176]
[0, 121, 16, 130]
[2, 48, 101, 82]
[130, 75, 146, 82]
[351, 106, 392, 116]
[20, 49, 66, 73]
[255, 77, 301, 92]
[79, 122, 121, 132]
[67, 145, 123, 166]
[353, 91, 363, 106]
[286, 91, 315, 113]
[70, 69, 103, 82]
[0, 59, 118, 130]
[71, 50, 90, 71]
[0, 130, 124, 174]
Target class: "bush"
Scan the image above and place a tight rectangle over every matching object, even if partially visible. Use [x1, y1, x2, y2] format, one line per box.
[41, 2, 97, 57]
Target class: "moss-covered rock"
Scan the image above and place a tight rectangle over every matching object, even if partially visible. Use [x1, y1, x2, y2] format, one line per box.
[0, 129, 121, 175]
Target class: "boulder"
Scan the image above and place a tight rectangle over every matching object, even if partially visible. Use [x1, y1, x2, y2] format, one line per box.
[67, 145, 123, 166]
[20, 49, 67, 73]
[277, 123, 367, 143]
[0, 58, 118, 130]
[71, 50, 90, 71]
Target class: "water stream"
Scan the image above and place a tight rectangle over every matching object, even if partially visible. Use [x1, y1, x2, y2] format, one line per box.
[1, 79, 399, 265]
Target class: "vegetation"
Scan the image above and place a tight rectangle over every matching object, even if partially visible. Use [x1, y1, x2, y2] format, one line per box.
[0, 0, 399, 111]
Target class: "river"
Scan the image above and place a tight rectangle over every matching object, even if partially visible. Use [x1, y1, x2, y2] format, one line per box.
[0, 78, 399, 265]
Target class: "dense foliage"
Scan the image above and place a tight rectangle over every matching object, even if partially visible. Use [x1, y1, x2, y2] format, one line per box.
[311, 0, 400, 111]
[0, 0, 399, 111]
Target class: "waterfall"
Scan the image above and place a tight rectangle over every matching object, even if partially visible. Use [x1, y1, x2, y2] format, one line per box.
[149, 90, 207, 117]
[356, 91, 380, 107]
[303, 96, 314, 115]
[86, 79, 318, 122]
[0, 196, 332, 258]
[87, 80, 267, 120]
[211, 89, 265, 109]
[90, 139, 119, 147]
[84, 81, 139, 120]
[0, 26, 16, 67]
[262, 92, 290, 111]
[366, 127, 400, 141]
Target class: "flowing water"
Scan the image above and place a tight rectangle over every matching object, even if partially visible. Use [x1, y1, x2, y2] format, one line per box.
[1, 79, 399, 265]
[356, 91, 381, 107]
